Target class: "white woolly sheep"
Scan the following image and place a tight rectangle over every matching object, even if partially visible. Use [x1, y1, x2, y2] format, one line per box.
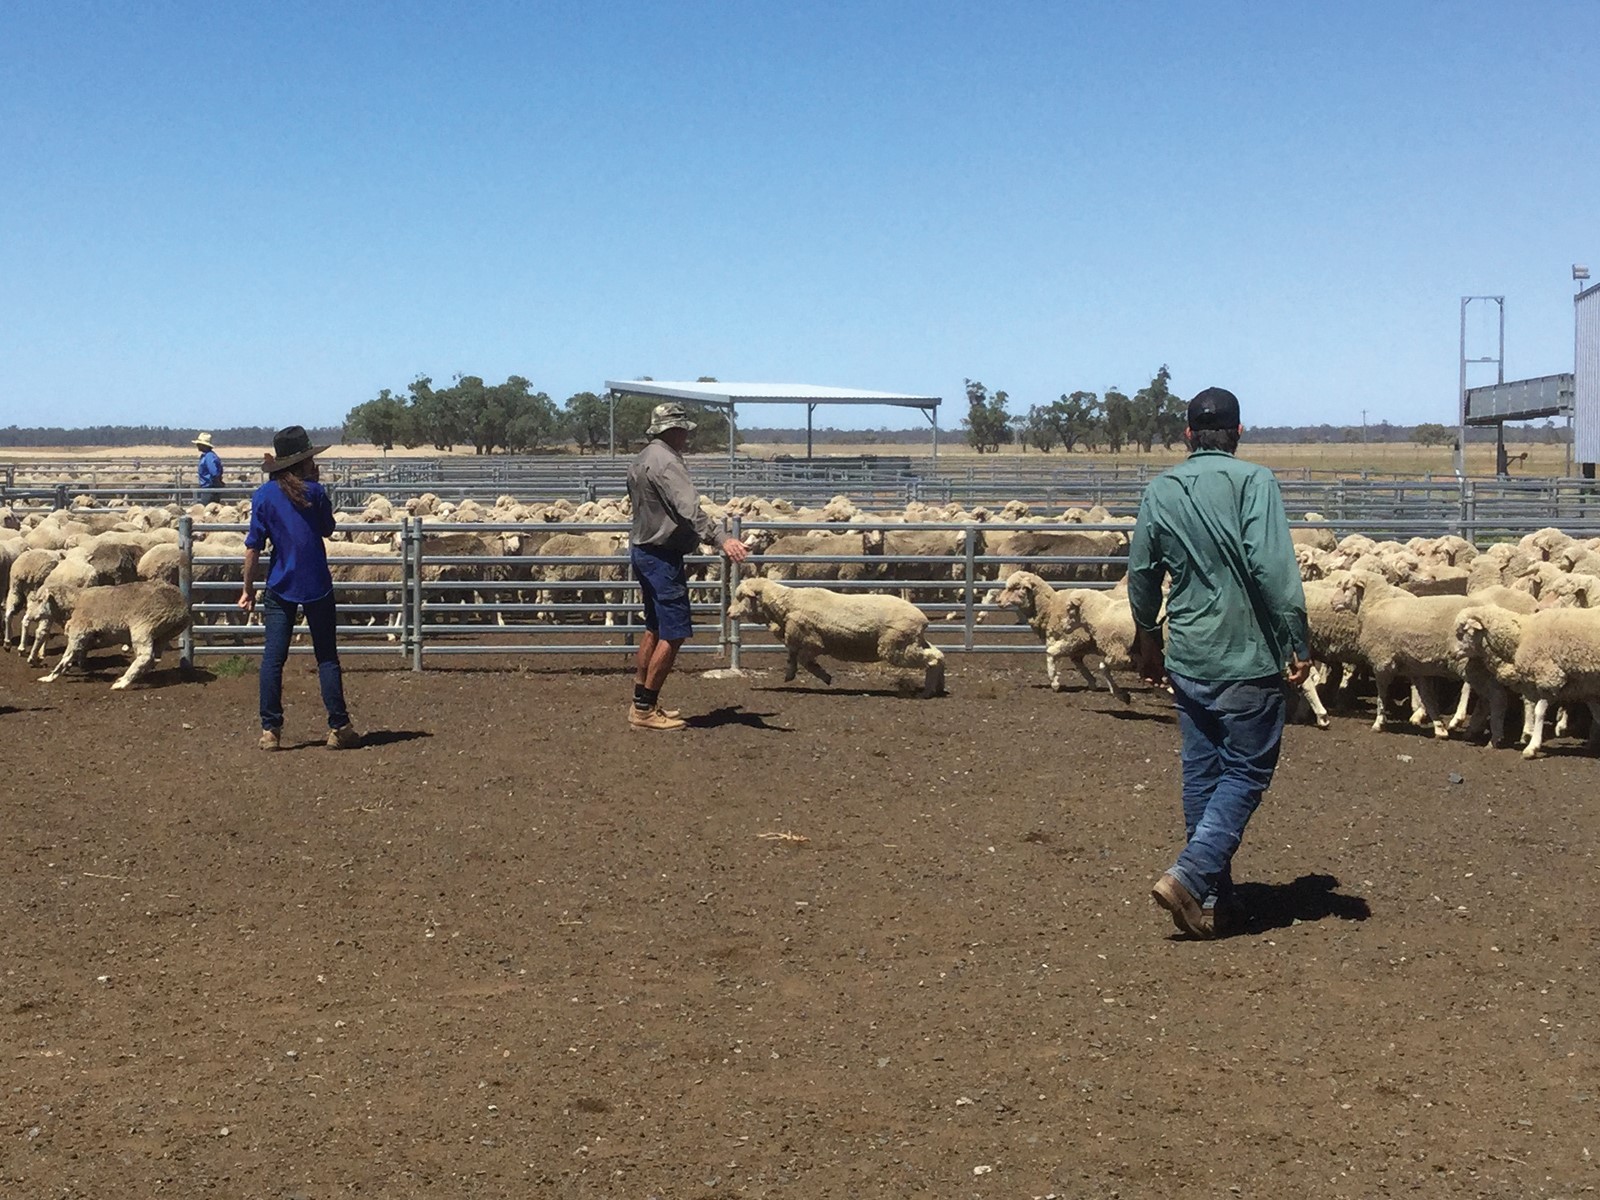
[4, 548, 65, 650]
[1454, 604, 1600, 757]
[988, 570, 1109, 694]
[35, 581, 192, 690]
[1056, 589, 1142, 704]
[1330, 570, 1533, 738]
[730, 576, 945, 697]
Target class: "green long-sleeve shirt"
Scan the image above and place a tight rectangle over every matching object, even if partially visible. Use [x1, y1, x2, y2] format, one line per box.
[1127, 450, 1309, 682]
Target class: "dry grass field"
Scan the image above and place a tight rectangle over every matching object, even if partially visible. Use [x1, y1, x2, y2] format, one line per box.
[0, 438, 1573, 479]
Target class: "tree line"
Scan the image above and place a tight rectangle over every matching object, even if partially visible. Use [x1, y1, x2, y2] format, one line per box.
[0, 424, 343, 449]
[961, 366, 1193, 454]
[340, 375, 733, 455]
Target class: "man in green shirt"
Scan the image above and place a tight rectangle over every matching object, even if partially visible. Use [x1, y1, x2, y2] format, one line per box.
[1127, 387, 1310, 939]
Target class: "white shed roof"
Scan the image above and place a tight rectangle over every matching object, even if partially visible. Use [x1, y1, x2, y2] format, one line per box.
[603, 380, 941, 410]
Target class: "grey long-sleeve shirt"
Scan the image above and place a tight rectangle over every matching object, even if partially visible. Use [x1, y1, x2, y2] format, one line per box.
[627, 438, 725, 553]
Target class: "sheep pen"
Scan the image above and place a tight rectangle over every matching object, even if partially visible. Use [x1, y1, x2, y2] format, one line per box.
[0, 639, 1596, 1199]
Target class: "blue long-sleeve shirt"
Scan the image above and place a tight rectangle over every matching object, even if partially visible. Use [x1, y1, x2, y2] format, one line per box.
[245, 479, 336, 604]
[198, 449, 223, 489]
[1127, 450, 1309, 682]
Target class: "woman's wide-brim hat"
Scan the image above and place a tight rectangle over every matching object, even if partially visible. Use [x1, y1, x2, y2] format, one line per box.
[646, 401, 697, 436]
[261, 424, 330, 473]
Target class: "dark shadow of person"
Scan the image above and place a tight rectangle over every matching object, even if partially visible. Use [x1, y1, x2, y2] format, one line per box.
[684, 706, 792, 732]
[1233, 873, 1371, 933]
[354, 730, 433, 747]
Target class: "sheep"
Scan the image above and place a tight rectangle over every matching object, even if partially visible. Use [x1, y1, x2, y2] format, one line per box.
[1290, 514, 1338, 552]
[1056, 589, 1142, 704]
[3, 548, 65, 650]
[984, 527, 1129, 584]
[755, 529, 885, 583]
[988, 570, 1109, 694]
[35, 581, 192, 690]
[729, 576, 945, 698]
[532, 532, 628, 624]
[1329, 570, 1533, 738]
[19, 544, 145, 663]
[1454, 604, 1600, 757]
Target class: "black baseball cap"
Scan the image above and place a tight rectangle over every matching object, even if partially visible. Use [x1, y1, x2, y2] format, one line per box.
[1187, 387, 1241, 431]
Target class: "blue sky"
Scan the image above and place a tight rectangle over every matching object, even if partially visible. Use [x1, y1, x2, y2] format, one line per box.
[1, 1, 1595, 433]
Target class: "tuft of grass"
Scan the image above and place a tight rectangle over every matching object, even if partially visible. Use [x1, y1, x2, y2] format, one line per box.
[209, 655, 255, 678]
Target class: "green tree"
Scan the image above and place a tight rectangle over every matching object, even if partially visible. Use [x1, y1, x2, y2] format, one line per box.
[563, 391, 610, 454]
[1412, 422, 1453, 447]
[343, 388, 409, 451]
[961, 379, 1013, 453]
[1052, 390, 1101, 453]
[1020, 404, 1060, 453]
[1101, 387, 1133, 453]
[1137, 365, 1186, 449]
[503, 381, 562, 452]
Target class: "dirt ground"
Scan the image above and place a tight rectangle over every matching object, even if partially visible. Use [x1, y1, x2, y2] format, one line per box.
[3, 645, 1597, 1199]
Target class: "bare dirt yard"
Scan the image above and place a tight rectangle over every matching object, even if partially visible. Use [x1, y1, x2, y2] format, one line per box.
[3, 644, 1597, 1198]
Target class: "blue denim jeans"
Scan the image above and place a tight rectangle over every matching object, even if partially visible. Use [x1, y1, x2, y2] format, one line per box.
[259, 588, 350, 732]
[1167, 672, 1286, 907]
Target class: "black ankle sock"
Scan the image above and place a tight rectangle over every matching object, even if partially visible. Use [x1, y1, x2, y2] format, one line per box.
[635, 685, 659, 711]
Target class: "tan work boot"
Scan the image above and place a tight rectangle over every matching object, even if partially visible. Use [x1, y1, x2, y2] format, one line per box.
[628, 702, 681, 720]
[1151, 872, 1214, 939]
[326, 724, 362, 750]
[629, 705, 685, 731]
[258, 728, 281, 751]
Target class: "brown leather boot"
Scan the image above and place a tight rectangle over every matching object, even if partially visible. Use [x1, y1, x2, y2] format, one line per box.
[629, 705, 686, 731]
[1151, 872, 1215, 939]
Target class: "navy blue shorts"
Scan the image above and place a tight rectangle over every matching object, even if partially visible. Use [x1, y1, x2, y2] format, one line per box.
[632, 544, 693, 641]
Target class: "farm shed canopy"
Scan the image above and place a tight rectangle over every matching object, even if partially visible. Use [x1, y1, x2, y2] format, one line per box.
[601, 380, 944, 461]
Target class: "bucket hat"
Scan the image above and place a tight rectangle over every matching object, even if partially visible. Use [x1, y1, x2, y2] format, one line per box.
[646, 402, 697, 436]
[261, 425, 330, 473]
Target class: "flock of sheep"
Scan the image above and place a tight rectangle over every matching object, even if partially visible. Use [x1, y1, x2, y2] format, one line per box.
[4, 489, 1600, 760]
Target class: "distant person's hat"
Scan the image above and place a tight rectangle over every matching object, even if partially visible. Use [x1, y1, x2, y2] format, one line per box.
[1186, 387, 1242, 432]
[193, 432, 214, 449]
[261, 425, 329, 473]
[647, 401, 698, 436]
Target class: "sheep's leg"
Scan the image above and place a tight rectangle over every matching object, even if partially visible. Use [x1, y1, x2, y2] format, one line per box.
[1583, 702, 1600, 752]
[1370, 669, 1394, 731]
[1070, 653, 1098, 689]
[1412, 677, 1451, 739]
[784, 648, 800, 682]
[1098, 660, 1131, 705]
[920, 644, 946, 698]
[1446, 680, 1474, 731]
[1522, 698, 1551, 759]
[1520, 698, 1536, 745]
[801, 656, 832, 686]
[1042, 640, 1067, 691]
[111, 637, 156, 690]
[1407, 684, 1429, 727]
[1554, 706, 1571, 738]
[1299, 674, 1331, 729]
[39, 633, 85, 683]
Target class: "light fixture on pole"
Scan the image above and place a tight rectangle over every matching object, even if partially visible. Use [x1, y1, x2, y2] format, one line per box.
[1576, 264, 1591, 294]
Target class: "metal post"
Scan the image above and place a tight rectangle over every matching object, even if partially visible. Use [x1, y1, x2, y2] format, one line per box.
[806, 402, 815, 461]
[962, 524, 977, 651]
[407, 516, 425, 672]
[178, 514, 195, 667]
[608, 392, 616, 459]
[1456, 296, 1468, 480]
[727, 516, 743, 672]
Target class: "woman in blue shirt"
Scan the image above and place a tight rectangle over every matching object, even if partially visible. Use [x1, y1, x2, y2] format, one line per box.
[238, 426, 359, 751]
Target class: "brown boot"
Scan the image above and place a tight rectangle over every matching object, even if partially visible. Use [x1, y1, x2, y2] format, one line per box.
[1151, 872, 1214, 939]
[627, 702, 680, 720]
[326, 724, 362, 750]
[258, 728, 281, 751]
[629, 705, 685, 731]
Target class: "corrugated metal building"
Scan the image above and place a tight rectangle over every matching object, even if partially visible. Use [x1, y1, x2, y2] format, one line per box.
[1576, 282, 1600, 468]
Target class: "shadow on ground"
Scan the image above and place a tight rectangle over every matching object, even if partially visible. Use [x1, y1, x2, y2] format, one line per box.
[1235, 873, 1372, 933]
[684, 706, 792, 732]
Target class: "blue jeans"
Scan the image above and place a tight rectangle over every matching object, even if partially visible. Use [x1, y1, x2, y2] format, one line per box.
[259, 588, 350, 732]
[1167, 672, 1286, 907]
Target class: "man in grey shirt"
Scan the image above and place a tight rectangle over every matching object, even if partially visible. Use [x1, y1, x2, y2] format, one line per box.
[626, 402, 749, 731]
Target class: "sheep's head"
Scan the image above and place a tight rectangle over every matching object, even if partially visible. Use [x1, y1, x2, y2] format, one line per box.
[1329, 575, 1367, 614]
[1453, 612, 1488, 659]
[728, 577, 771, 622]
[861, 528, 886, 554]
